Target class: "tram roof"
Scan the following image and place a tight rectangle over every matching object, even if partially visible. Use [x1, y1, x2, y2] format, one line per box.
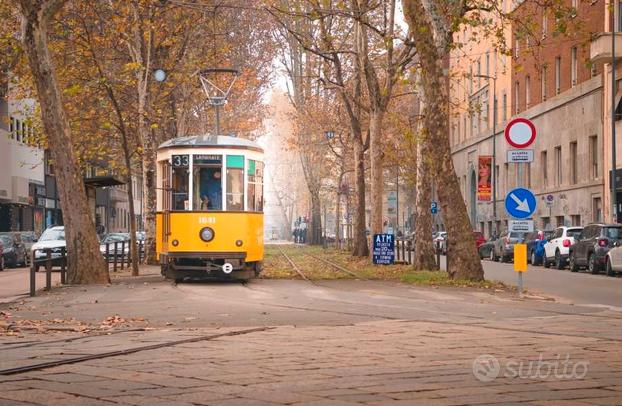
[158, 135, 263, 152]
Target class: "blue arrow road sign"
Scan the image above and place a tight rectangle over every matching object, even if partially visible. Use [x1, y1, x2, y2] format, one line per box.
[505, 188, 537, 219]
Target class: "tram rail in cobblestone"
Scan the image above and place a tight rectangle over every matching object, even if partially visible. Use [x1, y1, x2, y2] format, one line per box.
[0, 327, 271, 376]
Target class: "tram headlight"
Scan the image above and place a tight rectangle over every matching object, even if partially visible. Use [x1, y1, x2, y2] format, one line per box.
[235, 240, 243, 247]
[199, 227, 215, 242]
[172, 239, 179, 247]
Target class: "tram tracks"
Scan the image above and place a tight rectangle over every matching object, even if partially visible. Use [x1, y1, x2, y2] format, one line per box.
[0, 326, 272, 376]
[276, 245, 367, 282]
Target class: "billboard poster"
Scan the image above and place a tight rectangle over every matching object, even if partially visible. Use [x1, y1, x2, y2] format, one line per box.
[477, 155, 492, 201]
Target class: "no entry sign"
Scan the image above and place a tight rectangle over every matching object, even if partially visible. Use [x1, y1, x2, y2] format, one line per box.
[505, 118, 536, 149]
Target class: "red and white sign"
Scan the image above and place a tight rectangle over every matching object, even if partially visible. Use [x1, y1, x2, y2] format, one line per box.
[505, 118, 536, 149]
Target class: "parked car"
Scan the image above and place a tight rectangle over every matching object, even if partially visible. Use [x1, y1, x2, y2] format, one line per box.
[100, 233, 130, 261]
[434, 232, 447, 254]
[605, 242, 622, 276]
[524, 230, 553, 266]
[478, 237, 497, 260]
[0, 231, 37, 265]
[569, 224, 622, 274]
[543, 226, 583, 269]
[473, 231, 486, 249]
[0, 233, 27, 268]
[31, 226, 66, 272]
[492, 231, 525, 263]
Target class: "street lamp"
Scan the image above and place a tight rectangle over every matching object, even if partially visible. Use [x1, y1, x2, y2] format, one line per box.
[473, 74, 497, 234]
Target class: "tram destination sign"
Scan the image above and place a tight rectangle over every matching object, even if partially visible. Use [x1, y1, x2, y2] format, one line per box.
[373, 234, 395, 265]
[194, 154, 222, 165]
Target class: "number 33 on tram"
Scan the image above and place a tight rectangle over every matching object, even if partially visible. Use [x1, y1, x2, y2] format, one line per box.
[156, 135, 264, 282]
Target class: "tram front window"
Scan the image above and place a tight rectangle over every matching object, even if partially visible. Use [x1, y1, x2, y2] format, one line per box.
[193, 166, 222, 211]
[226, 155, 244, 211]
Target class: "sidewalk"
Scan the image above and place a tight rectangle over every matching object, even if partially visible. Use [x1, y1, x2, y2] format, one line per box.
[1, 273, 621, 404]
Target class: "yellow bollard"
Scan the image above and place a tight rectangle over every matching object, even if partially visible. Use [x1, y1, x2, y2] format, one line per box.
[514, 243, 527, 272]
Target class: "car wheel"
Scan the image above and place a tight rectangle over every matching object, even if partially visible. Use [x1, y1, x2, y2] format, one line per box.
[588, 254, 599, 274]
[555, 251, 565, 270]
[544, 257, 550, 268]
[569, 253, 579, 272]
[0, 256, 4, 271]
[531, 251, 538, 266]
[606, 257, 616, 277]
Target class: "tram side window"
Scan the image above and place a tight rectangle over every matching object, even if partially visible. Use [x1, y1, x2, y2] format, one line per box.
[226, 155, 244, 211]
[247, 160, 264, 212]
[172, 167, 189, 210]
[193, 155, 223, 211]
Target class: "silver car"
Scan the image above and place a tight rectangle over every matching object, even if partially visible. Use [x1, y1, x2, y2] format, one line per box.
[492, 231, 525, 263]
[605, 241, 622, 276]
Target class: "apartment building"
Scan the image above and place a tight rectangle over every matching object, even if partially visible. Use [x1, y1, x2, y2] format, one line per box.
[450, 0, 607, 236]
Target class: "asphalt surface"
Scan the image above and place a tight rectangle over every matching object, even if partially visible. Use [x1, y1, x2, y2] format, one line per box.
[476, 257, 622, 310]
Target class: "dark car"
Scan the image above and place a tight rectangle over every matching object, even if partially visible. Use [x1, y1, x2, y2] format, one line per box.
[0, 234, 27, 268]
[569, 224, 622, 273]
[492, 231, 525, 263]
[478, 237, 497, 260]
[524, 230, 554, 266]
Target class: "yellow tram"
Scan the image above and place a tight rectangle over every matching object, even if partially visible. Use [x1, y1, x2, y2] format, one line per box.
[156, 135, 264, 281]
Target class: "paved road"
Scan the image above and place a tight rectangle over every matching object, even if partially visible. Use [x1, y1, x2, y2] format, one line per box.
[0, 266, 60, 303]
[478, 258, 622, 310]
[1, 277, 621, 405]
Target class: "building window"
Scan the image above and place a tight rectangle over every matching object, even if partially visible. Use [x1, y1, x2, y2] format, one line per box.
[589, 135, 598, 179]
[556, 216, 565, 227]
[542, 217, 551, 230]
[542, 12, 548, 39]
[514, 40, 520, 58]
[526, 75, 531, 108]
[571, 47, 578, 86]
[502, 92, 507, 122]
[9, 116, 15, 139]
[486, 52, 490, 77]
[515, 81, 520, 114]
[542, 150, 548, 187]
[570, 141, 578, 184]
[571, 214, 581, 226]
[504, 163, 509, 191]
[555, 57, 561, 95]
[593, 197, 602, 222]
[495, 165, 499, 198]
[541, 67, 547, 101]
[555, 146, 562, 185]
[477, 58, 481, 89]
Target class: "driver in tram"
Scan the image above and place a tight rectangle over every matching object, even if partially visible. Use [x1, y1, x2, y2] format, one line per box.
[200, 170, 222, 210]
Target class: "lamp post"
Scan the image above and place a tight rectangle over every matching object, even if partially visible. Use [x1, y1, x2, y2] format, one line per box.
[474, 74, 497, 234]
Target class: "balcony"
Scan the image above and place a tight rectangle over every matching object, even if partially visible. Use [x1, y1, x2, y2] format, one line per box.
[590, 32, 622, 66]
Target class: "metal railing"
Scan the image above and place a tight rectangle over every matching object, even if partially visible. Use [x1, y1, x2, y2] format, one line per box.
[29, 240, 145, 296]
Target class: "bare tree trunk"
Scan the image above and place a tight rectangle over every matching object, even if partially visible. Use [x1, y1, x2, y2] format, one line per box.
[369, 110, 384, 240]
[413, 132, 437, 270]
[335, 171, 344, 246]
[141, 132, 157, 264]
[17, 0, 108, 284]
[404, 0, 483, 281]
[309, 190, 322, 245]
[352, 136, 369, 256]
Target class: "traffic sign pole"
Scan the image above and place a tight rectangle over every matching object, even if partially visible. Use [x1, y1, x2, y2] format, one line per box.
[504, 117, 536, 297]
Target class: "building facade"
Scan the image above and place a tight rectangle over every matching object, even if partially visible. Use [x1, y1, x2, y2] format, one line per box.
[0, 87, 46, 234]
[450, 0, 608, 237]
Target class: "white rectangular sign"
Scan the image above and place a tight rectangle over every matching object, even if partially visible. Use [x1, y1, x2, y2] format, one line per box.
[509, 220, 534, 233]
[507, 149, 534, 163]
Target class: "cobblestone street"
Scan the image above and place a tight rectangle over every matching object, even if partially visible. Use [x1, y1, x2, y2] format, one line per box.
[1, 276, 621, 405]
